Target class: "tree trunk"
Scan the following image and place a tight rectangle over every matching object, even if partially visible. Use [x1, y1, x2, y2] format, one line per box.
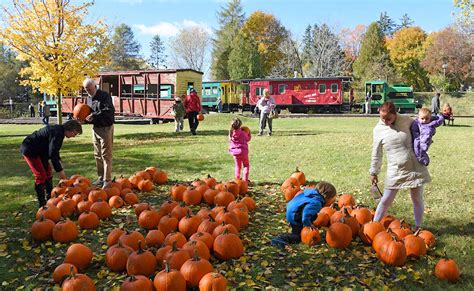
[57, 89, 62, 125]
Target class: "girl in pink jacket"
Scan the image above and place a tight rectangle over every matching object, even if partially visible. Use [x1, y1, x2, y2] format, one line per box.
[228, 118, 251, 181]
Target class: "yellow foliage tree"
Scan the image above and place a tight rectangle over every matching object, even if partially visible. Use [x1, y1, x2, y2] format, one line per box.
[241, 11, 288, 76]
[0, 0, 110, 124]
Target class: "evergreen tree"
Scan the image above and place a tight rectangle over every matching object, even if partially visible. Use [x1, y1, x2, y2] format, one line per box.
[211, 0, 245, 79]
[149, 35, 166, 69]
[301, 24, 313, 66]
[353, 22, 395, 87]
[0, 44, 25, 103]
[228, 30, 262, 79]
[377, 12, 397, 37]
[398, 13, 414, 30]
[109, 23, 143, 70]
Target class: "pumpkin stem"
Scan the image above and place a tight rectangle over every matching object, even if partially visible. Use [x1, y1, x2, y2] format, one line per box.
[343, 208, 351, 217]
[192, 249, 200, 261]
[295, 167, 300, 172]
[207, 174, 212, 179]
[186, 211, 191, 219]
[208, 214, 215, 222]
[69, 266, 76, 279]
[171, 240, 178, 252]
[164, 260, 170, 273]
[137, 240, 144, 254]
[222, 228, 229, 235]
[129, 274, 136, 282]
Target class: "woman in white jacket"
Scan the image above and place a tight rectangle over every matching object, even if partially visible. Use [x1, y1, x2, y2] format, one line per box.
[370, 102, 431, 229]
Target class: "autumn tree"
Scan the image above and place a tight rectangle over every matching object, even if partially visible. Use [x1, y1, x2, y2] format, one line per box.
[339, 24, 366, 75]
[421, 27, 474, 90]
[228, 30, 262, 79]
[386, 27, 430, 90]
[169, 26, 210, 71]
[241, 11, 289, 77]
[397, 13, 414, 30]
[211, 0, 245, 79]
[353, 22, 395, 87]
[454, 0, 473, 24]
[149, 35, 166, 69]
[109, 23, 143, 70]
[0, 0, 110, 124]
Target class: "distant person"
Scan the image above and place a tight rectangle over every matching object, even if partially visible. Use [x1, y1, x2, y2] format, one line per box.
[431, 92, 441, 115]
[411, 108, 444, 166]
[349, 88, 354, 111]
[228, 117, 251, 182]
[217, 96, 223, 113]
[184, 88, 201, 135]
[370, 102, 431, 231]
[271, 182, 337, 247]
[38, 101, 43, 118]
[20, 120, 82, 207]
[441, 103, 454, 126]
[83, 78, 115, 189]
[42, 102, 51, 125]
[256, 89, 276, 136]
[365, 90, 372, 114]
[171, 95, 186, 132]
[28, 103, 35, 117]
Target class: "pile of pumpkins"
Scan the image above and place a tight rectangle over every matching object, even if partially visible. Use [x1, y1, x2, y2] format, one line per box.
[281, 168, 461, 283]
[31, 169, 257, 290]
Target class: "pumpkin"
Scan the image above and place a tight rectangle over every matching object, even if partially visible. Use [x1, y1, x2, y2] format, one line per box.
[153, 261, 186, 291]
[224, 181, 239, 197]
[215, 209, 240, 231]
[418, 229, 436, 248]
[88, 189, 107, 202]
[214, 183, 226, 192]
[281, 177, 300, 192]
[211, 206, 225, 217]
[372, 228, 397, 253]
[227, 200, 249, 213]
[171, 203, 192, 221]
[164, 241, 191, 270]
[178, 211, 202, 238]
[329, 210, 345, 225]
[61, 267, 95, 291]
[57, 196, 76, 217]
[434, 258, 461, 282]
[107, 228, 126, 246]
[129, 175, 144, 189]
[337, 194, 355, 208]
[197, 112, 205, 121]
[319, 203, 338, 218]
[290, 167, 306, 185]
[301, 226, 321, 246]
[284, 184, 300, 202]
[52, 219, 78, 243]
[359, 221, 385, 245]
[159, 214, 179, 236]
[377, 235, 407, 266]
[232, 207, 249, 228]
[73, 103, 92, 121]
[171, 184, 187, 201]
[104, 186, 121, 199]
[388, 219, 410, 231]
[326, 220, 352, 249]
[105, 241, 133, 272]
[51, 186, 66, 198]
[234, 179, 248, 196]
[214, 191, 235, 207]
[121, 188, 133, 198]
[78, 211, 100, 230]
[145, 230, 165, 247]
[403, 229, 427, 258]
[155, 245, 172, 269]
[164, 232, 187, 248]
[153, 169, 168, 185]
[197, 214, 219, 234]
[213, 230, 244, 260]
[351, 206, 373, 225]
[241, 196, 256, 211]
[71, 194, 84, 205]
[189, 232, 214, 251]
[117, 175, 132, 189]
[126, 241, 157, 277]
[64, 243, 93, 271]
[120, 275, 153, 291]
[183, 187, 202, 206]
[341, 208, 360, 237]
[160, 200, 179, 215]
[31, 215, 55, 241]
[182, 240, 210, 261]
[203, 174, 217, 188]
[53, 263, 77, 284]
[195, 184, 210, 197]
[136, 170, 152, 181]
[180, 251, 214, 287]
[199, 272, 228, 291]
[196, 208, 213, 220]
[134, 202, 150, 217]
[212, 222, 239, 239]
[145, 166, 158, 177]
[77, 200, 93, 214]
[138, 179, 154, 192]
[312, 213, 330, 228]
[90, 199, 112, 219]
[380, 215, 396, 229]
[391, 227, 412, 239]
[124, 192, 139, 205]
[203, 189, 219, 206]
[138, 208, 162, 230]
[109, 195, 124, 208]
[119, 230, 146, 251]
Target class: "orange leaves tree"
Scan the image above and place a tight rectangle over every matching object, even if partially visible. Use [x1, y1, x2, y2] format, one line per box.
[0, 0, 110, 124]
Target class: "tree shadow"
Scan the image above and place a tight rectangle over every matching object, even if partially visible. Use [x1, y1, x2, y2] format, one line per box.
[426, 219, 474, 239]
[117, 129, 230, 140]
[445, 124, 471, 128]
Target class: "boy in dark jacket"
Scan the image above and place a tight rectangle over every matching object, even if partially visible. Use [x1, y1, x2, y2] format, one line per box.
[20, 120, 82, 207]
[271, 181, 337, 247]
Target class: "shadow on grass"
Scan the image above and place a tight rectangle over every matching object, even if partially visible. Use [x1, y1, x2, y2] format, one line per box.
[445, 124, 471, 128]
[429, 219, 474, 238]
[117, 129, 230, 140]
[0, 134, 29, 138]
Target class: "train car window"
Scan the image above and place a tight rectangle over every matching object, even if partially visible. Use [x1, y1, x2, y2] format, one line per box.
[256, 87, 261, 96]
[319, 84, 326, 93]
[387, 92, 414, 99]
[212, 87, 218, 94]
[278, 84, 287, 94]
[331, 83, 338, 93]
[204, 88, 211, 95]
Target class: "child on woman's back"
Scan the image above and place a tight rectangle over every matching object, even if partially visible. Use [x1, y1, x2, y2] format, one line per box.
[411, 108, 444, 166]
[228, 118, 251, 181]
[271, 181, 337, 248]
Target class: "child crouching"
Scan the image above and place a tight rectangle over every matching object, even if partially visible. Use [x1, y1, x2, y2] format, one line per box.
[271, 181, 337, 247]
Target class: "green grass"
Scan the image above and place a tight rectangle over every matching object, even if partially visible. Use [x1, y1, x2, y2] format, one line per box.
[0, 114, 472, 289]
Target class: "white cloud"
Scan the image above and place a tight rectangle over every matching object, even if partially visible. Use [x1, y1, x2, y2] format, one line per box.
[134, 20, 213, 37]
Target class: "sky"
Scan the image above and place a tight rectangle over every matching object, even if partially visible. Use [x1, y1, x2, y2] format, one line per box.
[0, 0, 461, 76]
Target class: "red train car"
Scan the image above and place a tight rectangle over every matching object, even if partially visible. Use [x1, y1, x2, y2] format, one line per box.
[240, 77, 351, 113]
[62, 69, 203, 123]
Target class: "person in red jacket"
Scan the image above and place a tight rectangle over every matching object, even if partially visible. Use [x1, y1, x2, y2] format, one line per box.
[184, 88, 202, 135]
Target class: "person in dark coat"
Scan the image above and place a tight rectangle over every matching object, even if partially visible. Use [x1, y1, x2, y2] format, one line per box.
[184, 88, 201, 135]
[83, 78, 115, 188]
[20, 120, 82, 207]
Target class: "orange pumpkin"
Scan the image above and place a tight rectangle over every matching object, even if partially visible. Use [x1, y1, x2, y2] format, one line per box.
[145, 230, 165, 247]
[359, 221, 385, 245]
[120, 275, 153, 291]
[164, 232, 187, 248]
[61, 268, 95, 291]
[138, 208, 162, 230]
[171, 184, 187, 201]
[78, 211, 100, 230]
[153, 261, 186, 291]
[180, 251, 214, 287]
[106, 241, 133, 272]
[126, 241, 157, 277]
[31, 215, 55, 241]
[73, 103, 92, 121]
[189, 232, 214, 251]
[326, 221, 352, 249]
[182, 240, 210, 261]
[159, 215, 179, 236]
[107, 228, 126, 246]
[301, 226, 321, 246]
[52, 219, 78, 243]
[337, 194, 355, 208]
[434, 258, 461, 282]
[199, 272, 228, 291]
[377, 235, 407, 266]
[213, 230, 244, 260]
[290, 167, 306, 185]
[64, 243, 93, 271]
[178, 211, 202, 238]
[403, 229, 427, 258]
[119, 231, 146, 251]
[90, 199, 112, 219]
[153, 169, 168, 185]
[53, 263, 77, 284]
[418, 229, 436, 248]
[163, 241, 191, 270]
[241, 196, 256, 211]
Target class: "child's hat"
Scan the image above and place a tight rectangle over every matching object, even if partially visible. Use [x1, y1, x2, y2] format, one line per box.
[174, 97, 182, 102]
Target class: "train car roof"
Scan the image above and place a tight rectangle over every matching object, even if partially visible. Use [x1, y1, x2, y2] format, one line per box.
[98, 69, 204, 76]
[238, 76, 352, 83]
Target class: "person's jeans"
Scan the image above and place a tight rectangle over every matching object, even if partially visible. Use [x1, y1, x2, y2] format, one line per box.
[93, 125, 114, 182]
[42, 116, 49, 125]
[187, 111, 199, 133]
[259, 112, 272, 134]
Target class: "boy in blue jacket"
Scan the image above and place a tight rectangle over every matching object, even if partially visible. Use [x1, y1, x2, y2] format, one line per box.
[271, 181, 337, 247]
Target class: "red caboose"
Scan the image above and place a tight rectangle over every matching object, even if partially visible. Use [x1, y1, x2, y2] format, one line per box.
[241, 77, 351, 113]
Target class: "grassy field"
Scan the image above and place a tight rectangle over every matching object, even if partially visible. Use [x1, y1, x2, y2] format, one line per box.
[0, 114, 472, 289]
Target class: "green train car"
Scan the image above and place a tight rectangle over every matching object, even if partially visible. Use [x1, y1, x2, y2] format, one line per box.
[202, 81, 240, 112]
[365, 81, 417, 113]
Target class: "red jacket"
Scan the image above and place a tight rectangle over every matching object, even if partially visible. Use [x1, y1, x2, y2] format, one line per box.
[184, 92, 201, 113]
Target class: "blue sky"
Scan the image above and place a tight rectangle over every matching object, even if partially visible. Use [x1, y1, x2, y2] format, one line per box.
[1, 0, 460, 71]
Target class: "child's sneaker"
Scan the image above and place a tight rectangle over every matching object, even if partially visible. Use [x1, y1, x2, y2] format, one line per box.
[271, 233, 300, 248]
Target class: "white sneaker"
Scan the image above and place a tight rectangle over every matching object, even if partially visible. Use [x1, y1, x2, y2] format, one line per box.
[102, 181, 111, 189]
[92, 179, 104, 188]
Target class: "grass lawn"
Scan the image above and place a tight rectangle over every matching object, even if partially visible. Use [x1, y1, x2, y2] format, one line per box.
[0, 114, 472, 289]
